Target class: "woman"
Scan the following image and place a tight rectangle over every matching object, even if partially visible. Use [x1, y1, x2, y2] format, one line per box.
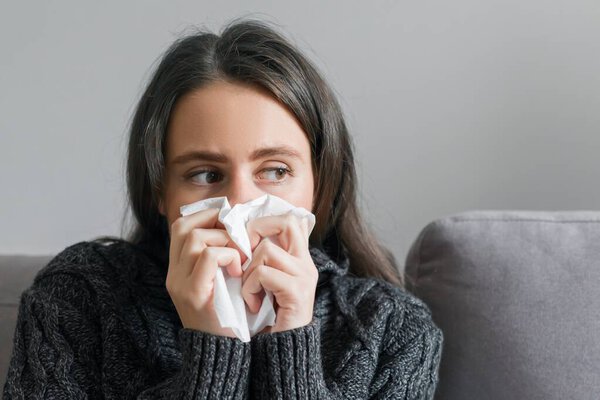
[3, 18, 443, 399]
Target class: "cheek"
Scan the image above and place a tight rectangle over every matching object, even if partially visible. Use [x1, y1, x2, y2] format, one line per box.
[302, 189, 314, 212]
[162, 186, 196, 224]
[290, 178, 314, 212]
[306, 172, 315, 212]
[160, 199, 181, 230]
[167, 209, 178, 228]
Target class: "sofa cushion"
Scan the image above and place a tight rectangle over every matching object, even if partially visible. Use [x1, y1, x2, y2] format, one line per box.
[404, 211, 600, 400]
[0, 254, 53, 391]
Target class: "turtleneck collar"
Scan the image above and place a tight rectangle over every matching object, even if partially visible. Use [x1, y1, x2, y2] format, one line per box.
[133, 239, 348, 283]
[309, 245, 349, 282]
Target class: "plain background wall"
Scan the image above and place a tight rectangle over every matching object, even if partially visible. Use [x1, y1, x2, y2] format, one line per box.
[2, 1, 599, 270]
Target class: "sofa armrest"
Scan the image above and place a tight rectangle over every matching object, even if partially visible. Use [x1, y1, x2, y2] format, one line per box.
[405, 211, 600, 400]
[0, 254, 53, 390]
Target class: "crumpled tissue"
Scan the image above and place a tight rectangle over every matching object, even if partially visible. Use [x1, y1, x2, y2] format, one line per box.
[179, 193, 316, 342]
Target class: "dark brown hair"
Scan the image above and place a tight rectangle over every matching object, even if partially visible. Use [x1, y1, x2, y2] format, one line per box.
[118, 17, 403, 286]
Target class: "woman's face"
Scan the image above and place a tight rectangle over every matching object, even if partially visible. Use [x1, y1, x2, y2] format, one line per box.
[159, 80, 315, 232]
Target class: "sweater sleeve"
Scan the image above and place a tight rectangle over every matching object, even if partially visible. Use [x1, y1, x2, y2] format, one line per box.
[249, 305, 443, 399]
[137, 329, 250, 399]
[249, 320, 332, 399]
[368, 300, 444, 400]
[2, 275, 104, 400]
[2, 272, 251, 400]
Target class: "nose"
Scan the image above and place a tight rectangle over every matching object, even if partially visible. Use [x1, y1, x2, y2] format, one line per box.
[224, 169, 264, 208]
[219, 170, 263, 265]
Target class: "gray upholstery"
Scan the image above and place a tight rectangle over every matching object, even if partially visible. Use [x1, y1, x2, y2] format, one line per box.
[0, 254, 53, 391]
[405, 211, 600, 400]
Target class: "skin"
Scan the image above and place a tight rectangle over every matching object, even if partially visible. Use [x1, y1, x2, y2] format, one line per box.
[158, 80, 319, 337]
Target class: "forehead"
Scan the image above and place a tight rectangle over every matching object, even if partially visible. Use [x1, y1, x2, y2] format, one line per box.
[165, 80, 311, 160]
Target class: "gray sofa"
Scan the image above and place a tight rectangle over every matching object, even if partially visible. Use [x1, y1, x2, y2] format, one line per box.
[2, 210, 600, 398]
[405, 210, 600, 399]
[1, 254, 53, 392]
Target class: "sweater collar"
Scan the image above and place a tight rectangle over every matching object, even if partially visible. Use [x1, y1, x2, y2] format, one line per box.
[309, 245, 349, 282]
[134, 240, 348, 281]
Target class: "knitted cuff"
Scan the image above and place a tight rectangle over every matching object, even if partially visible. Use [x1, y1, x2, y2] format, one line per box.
[250, 320, 323, 399]
[178, 328, 251, 399]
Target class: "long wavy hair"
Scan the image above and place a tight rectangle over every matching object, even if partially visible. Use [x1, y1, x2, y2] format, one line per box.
[108, 17, 402, 287]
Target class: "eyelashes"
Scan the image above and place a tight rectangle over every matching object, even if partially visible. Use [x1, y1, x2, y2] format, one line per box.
[187, 166, 293, 186]
[188, 169, 221, 184]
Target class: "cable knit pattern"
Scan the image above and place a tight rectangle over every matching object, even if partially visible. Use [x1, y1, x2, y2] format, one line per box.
[3, 238, 443, 399]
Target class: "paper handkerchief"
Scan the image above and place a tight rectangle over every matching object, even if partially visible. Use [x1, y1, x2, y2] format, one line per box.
[179, 193, 316, 342]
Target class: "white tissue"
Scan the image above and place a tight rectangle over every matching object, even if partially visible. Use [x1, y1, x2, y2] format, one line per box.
[179, 193, 316, 342]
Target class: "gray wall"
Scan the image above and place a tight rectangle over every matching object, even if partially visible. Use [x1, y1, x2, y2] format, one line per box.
[2, 1, 599, 270]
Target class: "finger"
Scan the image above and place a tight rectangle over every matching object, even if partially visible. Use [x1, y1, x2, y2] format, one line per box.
[170, 208, 220, 266]
[243, 238, 298, 282]
[178, 228, 231, 277]
[242, 265, 291, 313]
[246, 214, 306, 258]
[189, 247, 243, 291]
[225, 239, 249, 267]
[300, 218, 309, 244]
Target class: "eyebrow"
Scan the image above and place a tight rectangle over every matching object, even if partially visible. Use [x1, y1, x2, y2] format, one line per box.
[170, 145, 303, 165]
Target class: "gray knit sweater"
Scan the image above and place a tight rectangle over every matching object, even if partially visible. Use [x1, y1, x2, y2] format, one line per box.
[3, 238, 443, 399]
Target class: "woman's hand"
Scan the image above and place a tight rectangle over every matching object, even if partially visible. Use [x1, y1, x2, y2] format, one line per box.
[241, 214, 318, 334]
[165, 208, 245, 337]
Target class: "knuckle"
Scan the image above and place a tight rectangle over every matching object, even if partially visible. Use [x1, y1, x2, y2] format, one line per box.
[172, 217, 186, 233]
[260, 237, 275, 252]
[253, 239, 265, 254]
[241, 281, 249, 297]
[201, 246, 217, 262]
[252, 240, 267, 259]
[188, 246, 203, 259]
[165, 278, 178, 296]
[188, 230, 206, 251]
[189, 228, 203, 240]
[283, 214, 297, 226]
[256, 264, 268, 278]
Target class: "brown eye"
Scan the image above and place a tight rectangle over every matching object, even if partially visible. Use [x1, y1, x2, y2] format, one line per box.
[189, 170, 222, 185]
[260, 167, 292, 183]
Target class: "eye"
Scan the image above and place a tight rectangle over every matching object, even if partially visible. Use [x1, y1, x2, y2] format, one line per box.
[259, 166, 292, 183]
[188, 169, 222, 185]
[187, 166, 293, 186]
